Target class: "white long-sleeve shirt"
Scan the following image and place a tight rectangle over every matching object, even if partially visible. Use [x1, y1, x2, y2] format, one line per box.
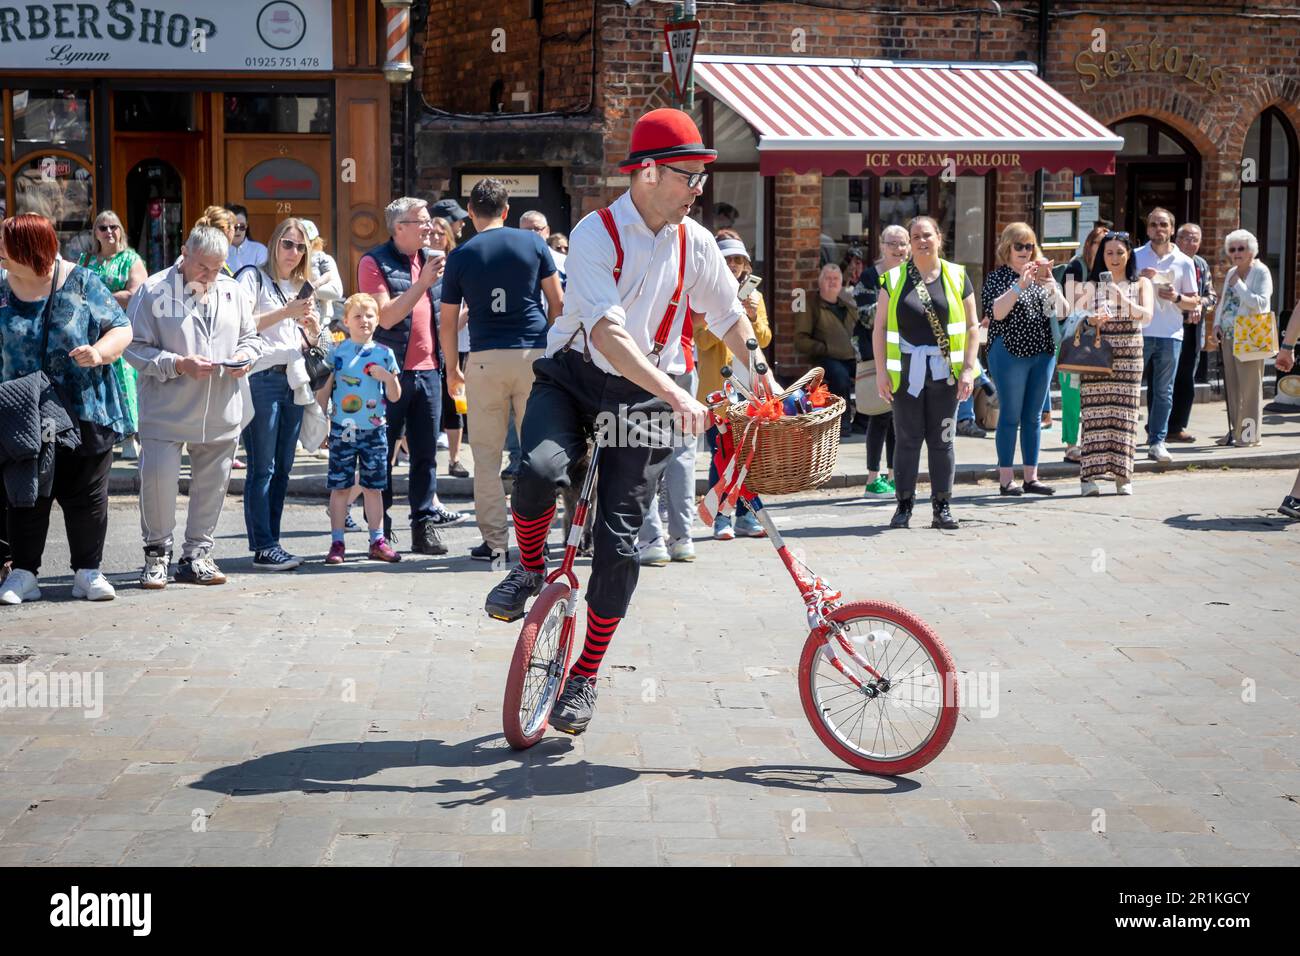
[547, 190, 743, 376]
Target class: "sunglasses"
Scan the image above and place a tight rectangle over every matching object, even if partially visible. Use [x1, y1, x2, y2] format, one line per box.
[1104, 231, 1131, 241]
[233, 223, 248, 232]
[279, 237, 307, 254]
[1227, 246, 1248, 254]
[96, 224, 120, 233]
[1012, 241, 1035, 253]
[660, 165, 709, 189]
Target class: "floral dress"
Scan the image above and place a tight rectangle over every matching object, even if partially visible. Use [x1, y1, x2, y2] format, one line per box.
[78, 248, 142, 433]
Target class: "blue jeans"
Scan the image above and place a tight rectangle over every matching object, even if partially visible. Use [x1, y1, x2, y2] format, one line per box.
[383, 367, 442, 530]
[1042, 355, 1056, 414]
[243, 368, 304, 553]
[1142, 336, 1183, 445]
[986, 338, 1054, 468]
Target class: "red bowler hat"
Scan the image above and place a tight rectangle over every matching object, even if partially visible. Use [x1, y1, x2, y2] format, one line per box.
[618, 108, 717, 172]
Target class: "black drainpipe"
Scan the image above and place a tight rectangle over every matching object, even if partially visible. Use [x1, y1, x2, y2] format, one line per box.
[1034, 0, 1051, 231]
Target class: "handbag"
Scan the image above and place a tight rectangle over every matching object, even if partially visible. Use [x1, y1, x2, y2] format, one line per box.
[854, 361, 890, 415]
[1231, 312, 1278, 362]
[1057, 319, 1114, 376]
[298, 326, 332, 391]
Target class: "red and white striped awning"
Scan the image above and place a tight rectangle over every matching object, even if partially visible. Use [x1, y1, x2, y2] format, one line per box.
[687, 55, 1122, 177]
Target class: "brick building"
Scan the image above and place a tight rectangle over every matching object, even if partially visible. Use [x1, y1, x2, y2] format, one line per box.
[410, 1, 1300, 375]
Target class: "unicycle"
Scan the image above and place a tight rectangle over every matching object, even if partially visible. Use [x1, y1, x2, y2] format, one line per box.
[501, 444, 601, 749]
[708, 362, 959, 775]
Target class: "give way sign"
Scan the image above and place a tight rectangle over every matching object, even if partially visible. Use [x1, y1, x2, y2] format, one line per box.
[664, 20, 700, 101]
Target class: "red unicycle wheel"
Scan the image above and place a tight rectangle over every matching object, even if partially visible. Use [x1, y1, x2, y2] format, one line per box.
[502, 581, 575, 749]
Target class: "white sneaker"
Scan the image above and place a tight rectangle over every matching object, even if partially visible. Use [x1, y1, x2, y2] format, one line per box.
[0, 568, 40, 605]
[1148, 442, 1173, 463]
[437, 432, 449, 449]
[121, 436, 139, 460]
[72, 568, 116, 601]
[140, 550, 170, 590]
[1116, 479, 1134, 495]
[668, 536, 696, 562]
[1080, 480, 1101, 497]
[638, 541, 670, 566]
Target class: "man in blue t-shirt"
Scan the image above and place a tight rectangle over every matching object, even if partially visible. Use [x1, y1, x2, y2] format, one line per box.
[439, 178, 563, 562]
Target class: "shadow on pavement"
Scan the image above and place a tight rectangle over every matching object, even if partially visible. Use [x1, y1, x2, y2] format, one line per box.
[1163, 513, 1297, 532]
[189, 736, 920, 808]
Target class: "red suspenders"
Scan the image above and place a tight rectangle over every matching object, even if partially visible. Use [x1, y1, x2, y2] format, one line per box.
[596, 205, 689, 367]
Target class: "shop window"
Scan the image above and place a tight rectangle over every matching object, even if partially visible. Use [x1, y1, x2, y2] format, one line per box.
[711, 172, 765, 273]
[820, 173, 988, 290]
[12, 155, 95, 258]
[10, 89, 92, 159]
[225, 94, 332, 134]
[1241, 107, 1297, 313]
[114, 92, 196, 132]
[1116, 121, 1147, 157]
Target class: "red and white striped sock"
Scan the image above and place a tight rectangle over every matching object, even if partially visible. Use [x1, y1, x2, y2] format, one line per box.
[513, 505, 554, 572]
[571, 610, 620, 679]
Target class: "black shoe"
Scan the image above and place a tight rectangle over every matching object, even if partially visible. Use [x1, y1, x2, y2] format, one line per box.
[999, 483, 1023, 496]
[956, 419, 987, 439]
[1022, 480, 1056, 496]
[411, 521, 448, 555]
[890, 498, 913, 529]
[428, 506, 466, 526]
[1280, 495, 1300, 520]
[485, 563, 545, 622]
[470, 542, 505, 562]
[931, 498, 959, 530]
[550, 674, 599, 735]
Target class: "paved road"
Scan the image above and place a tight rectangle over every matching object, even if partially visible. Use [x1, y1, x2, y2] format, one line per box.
[1, 469, 1297, 865]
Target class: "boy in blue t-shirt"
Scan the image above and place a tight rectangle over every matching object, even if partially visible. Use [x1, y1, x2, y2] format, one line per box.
[317, 293, 402, 564]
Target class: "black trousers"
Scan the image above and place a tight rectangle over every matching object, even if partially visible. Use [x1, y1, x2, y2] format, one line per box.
[891, 352, 958, 501]
[513, 349, 673, 618]
[1166, 320, 1201, 435]
[866, 412, 895, 473]
[1, 445, 113, 575]
[822, 357, 856, 434]
[383, 367, 442, 532]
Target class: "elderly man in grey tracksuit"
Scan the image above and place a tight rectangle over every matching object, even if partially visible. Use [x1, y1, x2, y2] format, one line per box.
[124, 226, 263, 587]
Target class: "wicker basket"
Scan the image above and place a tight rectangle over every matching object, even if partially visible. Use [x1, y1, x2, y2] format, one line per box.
[724, 367, 845, 495]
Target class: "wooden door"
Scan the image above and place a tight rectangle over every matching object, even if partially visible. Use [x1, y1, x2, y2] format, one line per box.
[111, 133, 204, 273]
[224, 136, 332, 259]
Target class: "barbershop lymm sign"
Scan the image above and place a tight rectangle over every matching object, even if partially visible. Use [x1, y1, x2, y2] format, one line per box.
[0, 1, 333, 71]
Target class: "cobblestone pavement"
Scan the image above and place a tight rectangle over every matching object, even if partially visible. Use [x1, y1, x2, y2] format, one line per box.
[1, 469, 1297, 866]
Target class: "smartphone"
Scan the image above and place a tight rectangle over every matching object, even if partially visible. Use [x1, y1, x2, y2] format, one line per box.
[1036, 260, 1052, 280]
[737, 274, 762, 300]
[296, 281, 315, 300]
[217, 357, 252, 368]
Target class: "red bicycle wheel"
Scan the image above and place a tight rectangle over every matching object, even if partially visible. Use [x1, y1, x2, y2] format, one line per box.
[798, 600, 958, 775]
[502, 582, 574, 749]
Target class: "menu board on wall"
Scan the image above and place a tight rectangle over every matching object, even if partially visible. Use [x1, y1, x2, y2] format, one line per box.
[0, 0, 333, 70]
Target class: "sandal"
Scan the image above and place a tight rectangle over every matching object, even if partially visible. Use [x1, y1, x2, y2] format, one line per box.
[999, 483, 1023, 496]
[1022, 480, 1056, 495]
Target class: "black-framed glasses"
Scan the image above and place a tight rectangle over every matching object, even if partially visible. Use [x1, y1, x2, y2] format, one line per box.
[96, 224, 120, 233]
[1012, 241, 1035, 253]
[279, 237, 307, 254]
[1227, 246, 1249, 254]
[660, 165, 709, 189]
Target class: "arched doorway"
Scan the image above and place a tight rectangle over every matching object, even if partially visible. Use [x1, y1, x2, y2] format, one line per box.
[1082, 117, 1201, 244]
[125, 160, 184, 273]
[1240, 107, 1297, 315]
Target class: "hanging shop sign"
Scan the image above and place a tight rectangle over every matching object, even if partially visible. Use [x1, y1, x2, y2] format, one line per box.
[1074, 40, 1226, 95]
[0, 0, 333, 71]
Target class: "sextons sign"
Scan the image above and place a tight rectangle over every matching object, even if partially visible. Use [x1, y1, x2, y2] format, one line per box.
[1073, 33, 1227, 95]
[0, 0, 333, 70]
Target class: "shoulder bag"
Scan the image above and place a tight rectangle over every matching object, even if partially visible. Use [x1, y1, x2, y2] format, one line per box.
[1057, 318, 1114, 376]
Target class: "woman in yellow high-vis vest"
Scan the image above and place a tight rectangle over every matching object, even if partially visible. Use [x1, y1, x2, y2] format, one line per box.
[872, 216, 981, 530]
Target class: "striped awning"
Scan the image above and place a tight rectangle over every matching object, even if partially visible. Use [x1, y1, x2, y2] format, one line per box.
[688, 55, 1122, 177]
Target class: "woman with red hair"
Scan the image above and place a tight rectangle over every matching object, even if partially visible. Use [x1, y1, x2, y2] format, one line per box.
[0, 213, 132, 605]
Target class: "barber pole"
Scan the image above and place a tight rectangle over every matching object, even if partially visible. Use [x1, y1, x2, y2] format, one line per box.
[382, 0, 414, 83]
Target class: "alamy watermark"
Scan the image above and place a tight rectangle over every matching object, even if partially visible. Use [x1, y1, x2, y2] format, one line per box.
[0, 665, 103, 718]
[594, 406, 695, 449]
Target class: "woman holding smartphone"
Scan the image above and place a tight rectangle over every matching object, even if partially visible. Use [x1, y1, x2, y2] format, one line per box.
[1075, 232, 1153, 496]
[237, 218, 321, 570]
[980, 223, 1068, 495]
